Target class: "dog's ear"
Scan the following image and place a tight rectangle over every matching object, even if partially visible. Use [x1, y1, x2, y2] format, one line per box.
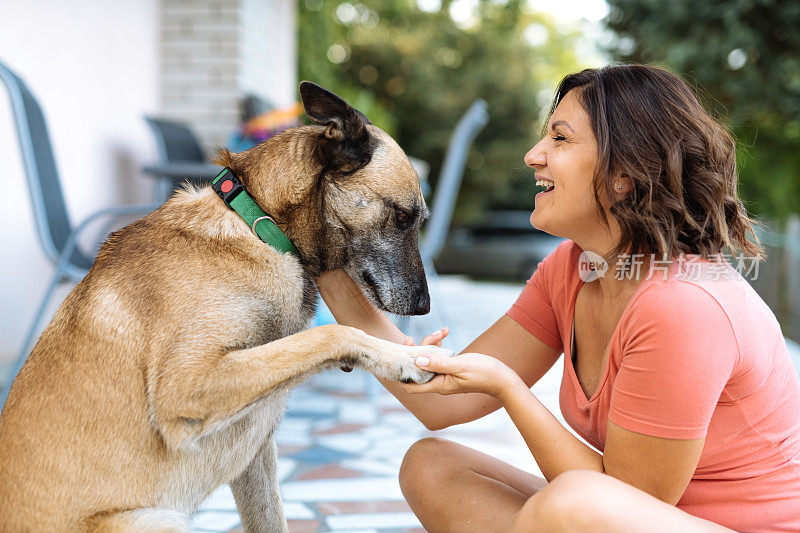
[299, 81, 373, 172]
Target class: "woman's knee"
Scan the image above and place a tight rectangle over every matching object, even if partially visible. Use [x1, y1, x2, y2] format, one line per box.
[399, 437, 459, 497]
[516, 470, 611, 531]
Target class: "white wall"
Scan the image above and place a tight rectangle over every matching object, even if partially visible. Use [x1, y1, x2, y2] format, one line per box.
[240, 0, 298, 108]
[0, 0, 161, 363]
[0, 0, 297, 367]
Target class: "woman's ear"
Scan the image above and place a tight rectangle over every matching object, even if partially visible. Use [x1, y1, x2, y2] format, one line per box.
[299, 81, 374, 172]
[614, 174, 633, 195]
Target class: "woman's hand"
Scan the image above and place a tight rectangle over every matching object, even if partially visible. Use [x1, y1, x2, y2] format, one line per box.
[403, 327, 449, 348]
[398, 350, 525, 401]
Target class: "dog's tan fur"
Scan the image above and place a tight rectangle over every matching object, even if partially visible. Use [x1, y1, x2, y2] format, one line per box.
[0, 83, 451, 532]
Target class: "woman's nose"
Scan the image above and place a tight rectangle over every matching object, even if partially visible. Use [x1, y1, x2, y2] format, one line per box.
[524, 139, 546, 167]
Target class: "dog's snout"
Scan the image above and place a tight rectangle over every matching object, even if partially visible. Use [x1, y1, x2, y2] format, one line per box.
[414, 291, 430, 315]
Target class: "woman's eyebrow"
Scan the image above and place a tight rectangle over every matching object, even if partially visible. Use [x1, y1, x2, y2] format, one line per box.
[550, 120, 575, 133]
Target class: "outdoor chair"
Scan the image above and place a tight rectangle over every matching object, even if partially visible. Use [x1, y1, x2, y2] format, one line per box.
[143, 116, 219, 201]
[0, 59, 159, 410]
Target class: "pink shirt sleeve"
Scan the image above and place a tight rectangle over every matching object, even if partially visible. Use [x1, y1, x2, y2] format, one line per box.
[609, 282, 740, 439]
[505, 240, 569, 352]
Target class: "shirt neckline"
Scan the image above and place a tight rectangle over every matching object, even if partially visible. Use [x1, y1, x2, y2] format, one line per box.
[566, 268, 657, 405]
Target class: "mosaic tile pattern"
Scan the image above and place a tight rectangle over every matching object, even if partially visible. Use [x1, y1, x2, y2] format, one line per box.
[189, 276, 568, 532]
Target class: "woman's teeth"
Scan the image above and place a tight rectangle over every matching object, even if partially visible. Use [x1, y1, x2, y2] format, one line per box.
[536, 179, 555, 192]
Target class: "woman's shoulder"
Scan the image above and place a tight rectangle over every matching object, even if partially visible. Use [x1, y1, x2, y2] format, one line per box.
[626, 278, 731, 330]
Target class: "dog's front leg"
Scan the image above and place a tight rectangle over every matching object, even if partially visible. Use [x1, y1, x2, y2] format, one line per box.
[151, 324, 452, 448]
[230, 436, 287, 533]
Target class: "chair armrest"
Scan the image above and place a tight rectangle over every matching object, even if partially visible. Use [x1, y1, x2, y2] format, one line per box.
[141, 163, 223, 180]
[56, 203, 161, 272]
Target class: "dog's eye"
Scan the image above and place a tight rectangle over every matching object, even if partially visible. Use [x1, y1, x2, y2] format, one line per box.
[396, 210, 410, 229]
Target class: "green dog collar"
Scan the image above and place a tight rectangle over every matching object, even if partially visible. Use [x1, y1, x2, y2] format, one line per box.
[211, 167, 299, 257]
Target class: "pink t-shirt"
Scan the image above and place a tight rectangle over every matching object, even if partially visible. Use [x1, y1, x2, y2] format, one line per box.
[506, 239, 800, 532]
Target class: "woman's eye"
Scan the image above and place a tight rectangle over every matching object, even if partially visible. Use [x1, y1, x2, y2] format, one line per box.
[552, 134, 566, 142]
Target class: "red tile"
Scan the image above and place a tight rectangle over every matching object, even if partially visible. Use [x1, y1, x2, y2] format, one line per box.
[317, 500, 413, 514]
[277, 445, 308, 455]
[231, 520, 321, 532]
[296, 463, 364, 481]
[379, 405, 408, 414]
[313, 423, 368, 436]
[327, 390, 367, 399]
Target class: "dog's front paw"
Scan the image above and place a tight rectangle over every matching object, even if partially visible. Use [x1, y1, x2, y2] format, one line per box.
[394, 345, 456, 385]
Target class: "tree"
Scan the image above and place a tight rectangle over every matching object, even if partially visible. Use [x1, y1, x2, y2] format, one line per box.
[604, 0, 800, 221]
[298, 0, 590, 221]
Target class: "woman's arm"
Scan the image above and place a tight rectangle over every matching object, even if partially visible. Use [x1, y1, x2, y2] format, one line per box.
[407, 353, 705, 500]
[316, 269, 562, 430]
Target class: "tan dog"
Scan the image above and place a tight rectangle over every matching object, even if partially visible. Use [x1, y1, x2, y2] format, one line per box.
[0, 82, 452, 532]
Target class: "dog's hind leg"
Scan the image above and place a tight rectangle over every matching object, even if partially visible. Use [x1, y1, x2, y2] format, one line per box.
[230, 436, 288, 533]
[151, 323, 453, 448]
[91, 508, 189, 533]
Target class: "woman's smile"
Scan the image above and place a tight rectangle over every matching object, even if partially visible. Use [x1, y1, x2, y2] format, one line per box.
[535, 187, 554, 200]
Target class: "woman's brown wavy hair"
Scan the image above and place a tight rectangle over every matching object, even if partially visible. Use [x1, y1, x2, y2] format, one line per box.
[547, 64, 764, 261]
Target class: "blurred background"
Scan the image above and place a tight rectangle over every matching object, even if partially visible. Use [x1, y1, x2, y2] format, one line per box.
[1, 2, 799, 531]
[2, 0, 800, 376]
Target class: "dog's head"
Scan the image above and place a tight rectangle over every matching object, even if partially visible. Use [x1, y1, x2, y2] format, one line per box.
[298, 82, 430, 316]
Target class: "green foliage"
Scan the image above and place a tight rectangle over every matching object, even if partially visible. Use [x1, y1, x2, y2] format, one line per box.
[604, 0, 800, 221]
[298, 0, 590, 221]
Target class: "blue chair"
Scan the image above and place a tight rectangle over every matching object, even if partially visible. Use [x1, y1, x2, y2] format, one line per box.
[0, 59, 159, 410]
[144, 116, 213, 201]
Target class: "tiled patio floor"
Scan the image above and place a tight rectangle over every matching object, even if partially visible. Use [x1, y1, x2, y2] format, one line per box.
[189, 275, 569, 532]
[185, 274, 800, 532]
[5, 274, 798, 532]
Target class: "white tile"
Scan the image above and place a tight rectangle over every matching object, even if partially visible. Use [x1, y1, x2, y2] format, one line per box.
[198, 484, 236, 511]
[281, 477, 404, 502]
[380, 412, 424, 429]
[340, 458, 399, 477]
[326, 512, 421, 529]
[311, 419, 341, 433]
[362, 436, 420, 460]
[286, 397, 338, 415]
[375, 392, 404, 408]
[283, 501, 315, 520]
[274, 432, 312, 447]
[329, 530, 378, 533]
[337, 400, 378, 425]
[278, 417, 313, 433]
[358, 425, 399, 440]
[317, 434, 371, 454]
[190, 510, 240, 531]
[277, 458, 297, 482]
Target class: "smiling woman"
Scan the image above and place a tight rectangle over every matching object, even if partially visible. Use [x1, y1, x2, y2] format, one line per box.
[316, 64, 800, 533]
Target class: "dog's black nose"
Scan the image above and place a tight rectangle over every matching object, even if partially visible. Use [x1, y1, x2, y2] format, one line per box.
[414, 291, 430, 315]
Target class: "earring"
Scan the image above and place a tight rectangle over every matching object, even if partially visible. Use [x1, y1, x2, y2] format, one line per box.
[616, 184, 624, 191]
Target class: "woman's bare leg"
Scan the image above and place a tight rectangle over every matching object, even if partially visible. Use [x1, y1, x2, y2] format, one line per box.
[503, 470, 736, 533]
[399, 437, 547, 532]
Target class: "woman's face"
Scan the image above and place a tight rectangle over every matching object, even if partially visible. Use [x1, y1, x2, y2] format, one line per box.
[524, 89, 606, 242]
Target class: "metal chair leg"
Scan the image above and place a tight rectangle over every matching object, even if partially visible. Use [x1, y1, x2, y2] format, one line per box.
[0, 269, 64, 411]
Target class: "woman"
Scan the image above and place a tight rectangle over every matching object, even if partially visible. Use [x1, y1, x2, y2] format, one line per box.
[316, 65, 800, 532]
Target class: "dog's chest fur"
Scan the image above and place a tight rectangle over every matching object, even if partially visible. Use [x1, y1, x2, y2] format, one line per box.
[161, 392, 290, 514]
[179, 262, 315, 510]
[136, 195, 319, 512]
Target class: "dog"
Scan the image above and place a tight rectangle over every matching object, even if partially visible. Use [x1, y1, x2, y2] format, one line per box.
[0, 82, 453, 532]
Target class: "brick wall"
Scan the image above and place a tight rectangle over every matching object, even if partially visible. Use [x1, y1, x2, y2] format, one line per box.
[159, 0, 296, 157]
